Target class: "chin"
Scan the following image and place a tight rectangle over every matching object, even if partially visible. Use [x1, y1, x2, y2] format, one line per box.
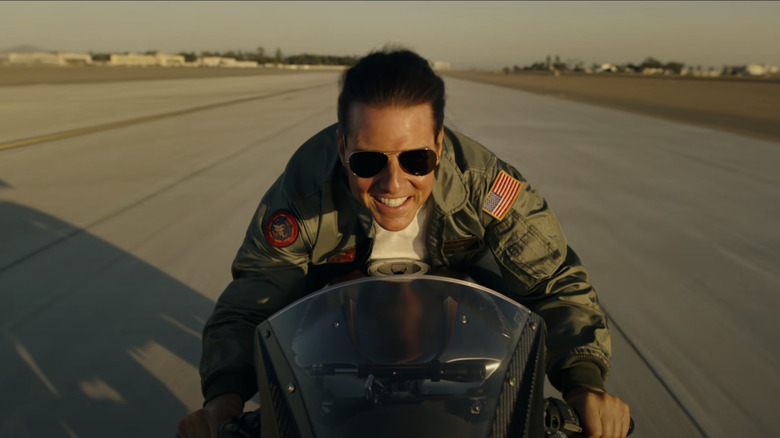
[374, 216, 414, 232]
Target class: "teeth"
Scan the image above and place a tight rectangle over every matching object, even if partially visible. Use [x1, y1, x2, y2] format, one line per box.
[377, 196, 408, 207]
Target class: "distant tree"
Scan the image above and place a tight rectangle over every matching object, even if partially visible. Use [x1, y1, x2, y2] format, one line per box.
[287, 53, 314, 65]
[91, 53, 111, 62]
[641, 57, 663, 69]
[338, 55, 360, 66]
[284, 53, 358, 66]
[664, 61, 685, 75]
[143, 50, 158, 55]
[626, 63, 642, 73]
[545, 55, 551, 69]
[503, 67, 511, 74]
[178, 52, 197, 63]
[256, 46, 266, 63]
[552, 54, 567, 71]
[275, 47, 284, 64]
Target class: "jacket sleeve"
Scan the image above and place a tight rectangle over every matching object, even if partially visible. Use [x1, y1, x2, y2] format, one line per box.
[482, 160, 612, 395]
[199, 176, 315, 403]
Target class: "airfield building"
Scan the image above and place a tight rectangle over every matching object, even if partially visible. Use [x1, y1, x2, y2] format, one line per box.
[0, 52, 92, 66]
[108, 52, 185, 67]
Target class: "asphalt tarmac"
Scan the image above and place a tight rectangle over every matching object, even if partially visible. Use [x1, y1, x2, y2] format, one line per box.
[444, 71, 780, 144]
[1, 73, 778, 437]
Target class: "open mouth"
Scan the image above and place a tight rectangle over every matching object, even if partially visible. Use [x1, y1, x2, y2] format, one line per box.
[375, 196, 409, 208]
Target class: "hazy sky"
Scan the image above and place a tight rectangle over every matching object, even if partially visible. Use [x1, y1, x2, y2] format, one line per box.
[2, 1, 779, 70]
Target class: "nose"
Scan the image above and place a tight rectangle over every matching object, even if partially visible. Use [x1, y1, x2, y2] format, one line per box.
[377, 155, 405, 193]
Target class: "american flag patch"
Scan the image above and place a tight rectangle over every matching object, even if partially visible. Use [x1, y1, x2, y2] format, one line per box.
[483, 170, 522, 220]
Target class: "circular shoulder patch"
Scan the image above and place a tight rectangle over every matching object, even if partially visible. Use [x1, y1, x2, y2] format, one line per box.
[264, 210, 299, 248]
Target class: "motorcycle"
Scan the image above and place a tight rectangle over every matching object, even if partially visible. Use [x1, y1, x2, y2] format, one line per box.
[219, 275, 633, 438]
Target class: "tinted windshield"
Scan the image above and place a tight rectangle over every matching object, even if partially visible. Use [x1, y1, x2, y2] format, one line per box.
[265, 276, 531, 438]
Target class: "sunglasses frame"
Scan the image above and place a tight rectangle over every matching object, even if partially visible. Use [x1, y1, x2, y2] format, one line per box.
[348, 148, 439, 178]
[342, 134, 440, 178]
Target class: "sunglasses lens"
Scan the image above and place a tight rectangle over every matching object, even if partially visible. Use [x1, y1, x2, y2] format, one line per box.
[349, 151, 388, 178]
[348, 149, 438, 178]
[399, 149, 438, 175]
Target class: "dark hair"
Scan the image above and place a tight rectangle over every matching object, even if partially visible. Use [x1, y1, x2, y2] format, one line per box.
[337, 49, 445, 139]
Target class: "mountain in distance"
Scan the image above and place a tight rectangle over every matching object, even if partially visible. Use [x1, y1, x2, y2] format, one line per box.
[0, 44, 50, 54]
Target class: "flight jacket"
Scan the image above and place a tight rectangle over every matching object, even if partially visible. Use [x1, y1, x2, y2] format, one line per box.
[200, 124, 612, 403]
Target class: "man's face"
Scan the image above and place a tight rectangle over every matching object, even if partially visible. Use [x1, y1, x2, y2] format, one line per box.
[338, 102, 443, 232]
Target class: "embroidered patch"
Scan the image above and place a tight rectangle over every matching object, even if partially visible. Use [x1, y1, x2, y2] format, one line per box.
[483, 170, 522, 221]
[442, 236, 480, 255]
[264, 210, 299, 247]
[328, 247, 357, 263]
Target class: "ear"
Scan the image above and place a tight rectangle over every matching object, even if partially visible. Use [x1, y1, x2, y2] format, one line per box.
[337, 128, 347, 167]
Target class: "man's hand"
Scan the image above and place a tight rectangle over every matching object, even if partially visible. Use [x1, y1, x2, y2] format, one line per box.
[177, 393, 243, 438]
[564, 386, 631, 438]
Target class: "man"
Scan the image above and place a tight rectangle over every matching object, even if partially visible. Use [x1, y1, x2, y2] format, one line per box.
[179, 49, 630, 438]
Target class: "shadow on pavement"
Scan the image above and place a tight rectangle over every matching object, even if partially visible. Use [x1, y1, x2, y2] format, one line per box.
[0, 201, 216, 437]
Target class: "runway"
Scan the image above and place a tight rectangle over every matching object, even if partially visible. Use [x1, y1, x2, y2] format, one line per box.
[1, 72, 777, 437]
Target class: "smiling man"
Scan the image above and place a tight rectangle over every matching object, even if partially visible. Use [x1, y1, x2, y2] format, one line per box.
[339, 102, 441, 233]
[178, 49, 630, 438]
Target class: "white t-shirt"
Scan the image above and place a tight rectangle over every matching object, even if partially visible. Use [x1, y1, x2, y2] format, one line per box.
[369, 201, 430, 262]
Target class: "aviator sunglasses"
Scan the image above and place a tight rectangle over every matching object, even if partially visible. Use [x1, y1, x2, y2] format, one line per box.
[344, 136, 439, 178]
[348, 148, 439, 178]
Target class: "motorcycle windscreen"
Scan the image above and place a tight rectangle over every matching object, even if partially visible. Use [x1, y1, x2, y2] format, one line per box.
[264, 276, 532, 438]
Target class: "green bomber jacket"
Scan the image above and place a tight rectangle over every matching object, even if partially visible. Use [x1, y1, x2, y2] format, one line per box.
[200, 124, 612, 402]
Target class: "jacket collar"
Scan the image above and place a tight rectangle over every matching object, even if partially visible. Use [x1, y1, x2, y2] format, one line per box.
[431, 132, 468, 215]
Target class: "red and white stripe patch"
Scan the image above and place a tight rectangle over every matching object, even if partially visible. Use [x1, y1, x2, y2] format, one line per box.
[482, 170, 522, 220]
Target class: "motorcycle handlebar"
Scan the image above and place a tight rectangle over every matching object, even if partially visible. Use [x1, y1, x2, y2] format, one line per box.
[544, 397, 634, 437]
